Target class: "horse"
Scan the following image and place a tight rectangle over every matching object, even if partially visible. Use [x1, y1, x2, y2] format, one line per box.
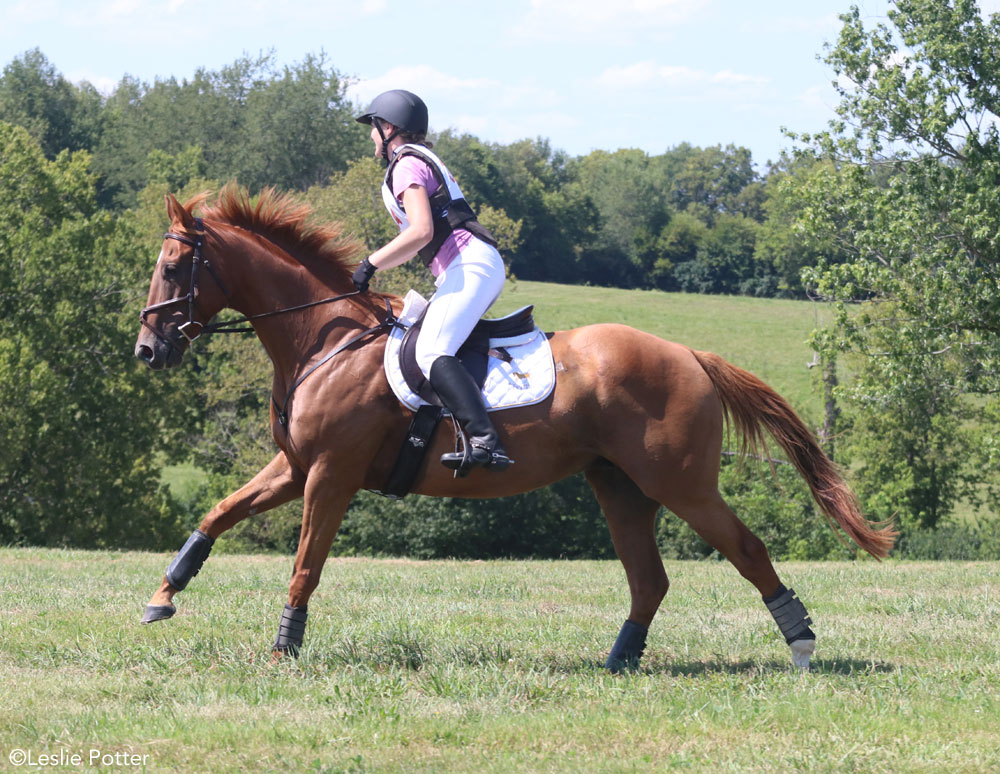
[135, 185, 896, 671]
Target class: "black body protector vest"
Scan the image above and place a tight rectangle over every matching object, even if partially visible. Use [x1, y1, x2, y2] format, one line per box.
[382, 145, 498, 266]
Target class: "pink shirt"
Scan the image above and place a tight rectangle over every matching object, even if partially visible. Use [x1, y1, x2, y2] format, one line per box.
[391, 155, 474, 277]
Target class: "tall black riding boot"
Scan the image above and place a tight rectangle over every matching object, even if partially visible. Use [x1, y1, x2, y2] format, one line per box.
[428, 356, 511, 474]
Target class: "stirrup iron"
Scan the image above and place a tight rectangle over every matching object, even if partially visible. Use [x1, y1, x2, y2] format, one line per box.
[440, 414, 511, 477]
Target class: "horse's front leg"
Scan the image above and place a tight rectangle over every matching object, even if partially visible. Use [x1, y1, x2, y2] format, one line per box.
[142, 451, 306, 623]
[271, 468, 354, 658]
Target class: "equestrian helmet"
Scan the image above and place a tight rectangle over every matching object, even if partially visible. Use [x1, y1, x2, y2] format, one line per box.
[355, 89, 429, 134]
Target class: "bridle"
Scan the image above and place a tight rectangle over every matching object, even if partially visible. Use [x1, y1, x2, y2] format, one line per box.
[138, 216, 399, 427]
[139, 218, 229, 350]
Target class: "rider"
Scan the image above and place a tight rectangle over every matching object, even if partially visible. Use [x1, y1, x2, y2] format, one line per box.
[352, 89, 511, 473]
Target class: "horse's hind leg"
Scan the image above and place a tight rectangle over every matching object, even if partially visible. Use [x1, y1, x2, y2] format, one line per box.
[142, 451, 305, 623]
[663, 489, 816, 668]
[585, 462, 667, 672]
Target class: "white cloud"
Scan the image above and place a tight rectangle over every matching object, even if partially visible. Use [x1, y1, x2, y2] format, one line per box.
[511, 0, 707, 42]
[349, 66, 561, 117]
[348, 65, 572, 145]
[453, 111, 580, 145]
[15, 0, 367, 31]
[348, 65, 497, 105]
[596, 62, 694, 88]
[711, 69, 768, 86]
[798, 84, 831, 112]
[67, 71, 119, 94]
[596, 61, 768, 91]
[758, 12, 841, 36]
[1, 0, 58, 24]
[97, 0, 142, 21]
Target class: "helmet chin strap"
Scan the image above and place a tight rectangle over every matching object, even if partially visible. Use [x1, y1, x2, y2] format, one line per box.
[373, 120, 399, 166]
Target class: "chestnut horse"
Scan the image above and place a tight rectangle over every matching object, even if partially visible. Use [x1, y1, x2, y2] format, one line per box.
[136, 187, 894, 670]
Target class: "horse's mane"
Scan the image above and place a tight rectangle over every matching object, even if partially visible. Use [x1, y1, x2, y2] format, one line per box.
[186, 184, 362, 278]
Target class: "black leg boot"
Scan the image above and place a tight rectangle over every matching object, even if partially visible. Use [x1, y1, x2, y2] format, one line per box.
[428, 356, 511, 474]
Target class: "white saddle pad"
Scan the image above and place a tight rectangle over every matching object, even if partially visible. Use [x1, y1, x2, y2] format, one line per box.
[383, 290, 556, 412]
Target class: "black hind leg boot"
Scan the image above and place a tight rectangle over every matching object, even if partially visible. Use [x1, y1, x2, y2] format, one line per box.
[428, 355, 511, 474]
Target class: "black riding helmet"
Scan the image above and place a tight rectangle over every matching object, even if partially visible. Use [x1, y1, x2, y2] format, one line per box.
[356, 89, 429, 163]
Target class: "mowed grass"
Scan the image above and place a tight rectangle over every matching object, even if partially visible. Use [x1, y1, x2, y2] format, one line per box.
[2, 549, 998, 773]
[493, 281, 831, 425]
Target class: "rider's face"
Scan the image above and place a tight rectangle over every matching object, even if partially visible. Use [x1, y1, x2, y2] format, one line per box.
[370, 121, 396, 158]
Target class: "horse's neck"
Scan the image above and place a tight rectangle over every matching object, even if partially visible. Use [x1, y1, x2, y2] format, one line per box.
[221, 230, 356, 375]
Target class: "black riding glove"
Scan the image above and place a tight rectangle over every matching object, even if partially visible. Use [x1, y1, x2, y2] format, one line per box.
[352, 258, 377, 292]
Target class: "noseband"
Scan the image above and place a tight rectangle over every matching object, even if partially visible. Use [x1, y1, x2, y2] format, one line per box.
[139, 218, 231, 350]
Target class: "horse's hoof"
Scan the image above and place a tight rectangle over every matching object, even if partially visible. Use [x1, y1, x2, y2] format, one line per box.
[605, 656, 641, 674]
[140, 604, 176, 624]
[790, 638, 815, 670]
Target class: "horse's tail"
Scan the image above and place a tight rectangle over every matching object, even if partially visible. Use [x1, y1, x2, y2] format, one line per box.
[689, 349, 896, 559]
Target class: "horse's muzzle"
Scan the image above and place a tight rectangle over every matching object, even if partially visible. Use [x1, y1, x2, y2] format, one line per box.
[134, 334, 185, 370]
[135, 343, 157, 367]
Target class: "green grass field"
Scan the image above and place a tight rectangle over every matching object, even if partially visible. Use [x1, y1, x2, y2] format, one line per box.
[493, 281, 832, 425]
[2, 549, 998, 773]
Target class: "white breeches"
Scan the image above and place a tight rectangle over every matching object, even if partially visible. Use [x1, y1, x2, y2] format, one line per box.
[415, 238, 506, 379]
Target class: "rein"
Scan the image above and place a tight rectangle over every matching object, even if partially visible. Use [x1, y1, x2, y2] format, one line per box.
[141, 218, 400, 429]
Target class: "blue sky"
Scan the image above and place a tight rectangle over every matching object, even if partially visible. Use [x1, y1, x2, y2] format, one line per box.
[3, 0, 998, 167]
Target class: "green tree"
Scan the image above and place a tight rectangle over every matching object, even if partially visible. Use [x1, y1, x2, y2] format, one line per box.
[337, 475, 614, 560]
[239, 52, 366, 191]
[438, 134, 589, 284]
[795, 0, 1000, 528]
[0, 49, 102, 159]
[305, 157, 432, 298]
[836, 340, 976, 530]
[146, 145, 206, 191]
[697, 213, 762, 294]
[650, 211, 706, 289]
[94, 51, 364, 207]
[476, 204, 524, 258]
[661, 143, 760, 222]
[754, 155, 850, 297]
[562, 149, 673, 286]
[306, 158, 395, 252]
[0, 122, 189, 547]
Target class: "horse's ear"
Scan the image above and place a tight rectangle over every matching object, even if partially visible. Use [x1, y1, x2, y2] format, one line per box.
[165, 193, 195, 229]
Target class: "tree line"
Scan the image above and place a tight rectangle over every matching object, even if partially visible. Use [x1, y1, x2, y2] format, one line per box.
[0, 47, 830, 297]
[4, 0, 1000, 558]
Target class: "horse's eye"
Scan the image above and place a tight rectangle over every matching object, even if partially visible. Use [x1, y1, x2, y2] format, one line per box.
[163, 263, 180, 280]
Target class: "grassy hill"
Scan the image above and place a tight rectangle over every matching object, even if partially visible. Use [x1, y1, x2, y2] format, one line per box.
[492, 281, 832, 427]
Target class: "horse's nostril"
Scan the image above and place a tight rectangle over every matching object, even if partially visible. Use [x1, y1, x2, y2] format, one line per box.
[136, 344, 155, 362]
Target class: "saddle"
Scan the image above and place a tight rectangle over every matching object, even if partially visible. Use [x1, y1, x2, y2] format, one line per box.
[398, 305, 536, 406]
[378, 300, 550, 500]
